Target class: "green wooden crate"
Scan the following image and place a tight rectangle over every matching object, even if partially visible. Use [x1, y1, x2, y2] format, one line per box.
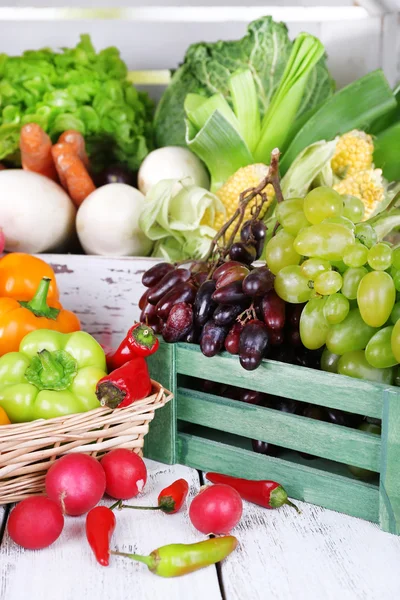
[144, 341, 400, 534]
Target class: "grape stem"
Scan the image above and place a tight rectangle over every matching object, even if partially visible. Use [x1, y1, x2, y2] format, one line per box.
[204, 148, 284, 265]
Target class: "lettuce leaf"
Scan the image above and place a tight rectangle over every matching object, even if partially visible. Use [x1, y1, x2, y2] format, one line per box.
[0, 35, 154, 171]
[154, 16, 334, 148]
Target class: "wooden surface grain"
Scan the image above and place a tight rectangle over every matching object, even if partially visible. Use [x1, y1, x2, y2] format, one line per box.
[0, 461, 222, 600]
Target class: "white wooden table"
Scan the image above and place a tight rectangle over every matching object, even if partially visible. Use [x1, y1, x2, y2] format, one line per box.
[2, 459, 400, 600]
[2, 255, 400, 599]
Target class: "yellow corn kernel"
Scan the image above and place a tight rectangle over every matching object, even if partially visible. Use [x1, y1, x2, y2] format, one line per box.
[333, 169, 384, 220]
[331, 130, 374, 178]
[213, 164, 274, 237]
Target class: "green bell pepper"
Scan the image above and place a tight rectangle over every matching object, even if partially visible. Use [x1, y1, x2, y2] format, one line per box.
[0, 329, 107, 423]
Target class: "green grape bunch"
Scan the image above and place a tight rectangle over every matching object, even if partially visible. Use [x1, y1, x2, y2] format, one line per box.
[265, 185, 400, 385]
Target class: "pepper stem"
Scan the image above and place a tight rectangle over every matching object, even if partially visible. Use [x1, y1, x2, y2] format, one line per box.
[285, 499, 301, 514]
[119, 503, 161, 511]
[19, 278, 60, 320]
[110, 550, 154, 570]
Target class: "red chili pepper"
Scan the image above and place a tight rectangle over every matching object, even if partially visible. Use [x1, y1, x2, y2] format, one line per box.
[96, 356, 152, 408]
[117, 479, 189, 514]
[86, 504, 117, 566]
[106, 323, 159, 371]
[206, 473, 300, 513]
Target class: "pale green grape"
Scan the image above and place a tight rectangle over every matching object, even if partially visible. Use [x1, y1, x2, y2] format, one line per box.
[342, 195, 365, 223]
[343, 243, 368, 268]
[300, 258, 331, 280]
[264, 229, 300, 275]
[365, 326, 397, 368]
[303, 187, 343, 225]
[274, 265, 313, 303]
[392, 247, 400, 270]
[323, 293, 350, 324]
[392, 269, 400, 292]
[321, 348, 341, 373]
[390, 301, 400, 325]
[314, 271, 343, 295]
[276, 198, 310, 236]
[367, 243, 392, 270]
[341, 266, 368, 300]
[299, 297, 329, 350]
[357, 271, 395, 327]
[323, 216, 355, 231]
[294, 223, 355, 261]
[330, 260, 347, 274]
[354, 223, 377, 249]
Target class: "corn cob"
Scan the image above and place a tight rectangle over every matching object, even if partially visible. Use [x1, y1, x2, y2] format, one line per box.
[331, 130, 374, 179]
[333, 168, 385, 220]
[213, 164, 274, 237]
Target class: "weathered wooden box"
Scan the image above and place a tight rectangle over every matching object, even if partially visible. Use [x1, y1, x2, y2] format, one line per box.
[145, 341, 400, 536]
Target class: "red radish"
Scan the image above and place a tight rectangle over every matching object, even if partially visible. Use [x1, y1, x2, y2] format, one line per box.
[45, 453, 106, 516]
[189, 484, 243, 535]
[7, 497, 64, 549]
[100, 449, 147, 499]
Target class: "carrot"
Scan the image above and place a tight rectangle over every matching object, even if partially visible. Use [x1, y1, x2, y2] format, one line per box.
[51, 143, 75, 188]
[53, 152, 96, 207]
[58, 130, 89, 168]
[20, 123, 58, 181]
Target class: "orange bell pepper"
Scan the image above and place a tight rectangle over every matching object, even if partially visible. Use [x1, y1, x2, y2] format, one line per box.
[0, 253, 59, 302]
[0, 406, 11, 425]
[0, 277, 80, 355]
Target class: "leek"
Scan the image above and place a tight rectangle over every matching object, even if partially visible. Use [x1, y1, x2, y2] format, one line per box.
[374, 122, 400, 183]
[229, 69, 261, 154]
[185, 110, 253, 192]
[254, 33, 325, 162]
[281, 70, 396, 175]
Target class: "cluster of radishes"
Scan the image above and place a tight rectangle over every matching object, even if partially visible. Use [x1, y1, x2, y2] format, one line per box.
[8, 449, 146, 550]
[7, 450, 243, 552]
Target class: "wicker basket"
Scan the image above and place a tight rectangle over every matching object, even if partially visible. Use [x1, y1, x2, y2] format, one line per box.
[0, 380, 172, 504]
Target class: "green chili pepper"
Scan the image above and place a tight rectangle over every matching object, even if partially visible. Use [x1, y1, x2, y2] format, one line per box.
[111, 536, 238, 577]
[0, 329, 107, 423]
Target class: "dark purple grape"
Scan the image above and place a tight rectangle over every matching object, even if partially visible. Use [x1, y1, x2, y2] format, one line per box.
[184, 325, 201, 344]
[224, 322, 243, 355]
[163, 302, 193, 343]
[261, 290, 286, 330]
[98, 164, 135, 187]
[156, 282, 196, 320]
[142, 262, 175, 288]
[148, 268, 191, 305]
[211, 280, 247, 305]
[240, 220, 267, 259]
[243, 267, 274, 297]
[239, 319, 269, 371]
[295, 349, 321, 370]
[272, 346, 295, 365]
[288, 329, 302, 347]
[222, 385, 241, 400]
[200, 320, 228, 357]
[287, 303, 306, 328]
[212, 261, 243, 281]
[251, 439, 279, 456]
[147, 317, 164, 335]
[273, 397, 301, 414]
[268, 328, 285, 346]
[327, 408, 363, 428]
[193, 271, 208, 287]
[139, 288, 150, 310]
[216, 265, 250, 289]
[213, 303, 245, 326]
[201, 380, 227, 396]
[194, 280, 217, 327]
[240, 390, 263, 405]
[229, 242, 257, 265]
[140, 300, 158, 322]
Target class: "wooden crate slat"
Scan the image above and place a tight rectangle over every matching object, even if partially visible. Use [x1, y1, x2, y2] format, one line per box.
[379, 388, 400, 534]
[177, 388, 381, 471]
[176, 344, 384, 418]
[177, 433, 380, 523]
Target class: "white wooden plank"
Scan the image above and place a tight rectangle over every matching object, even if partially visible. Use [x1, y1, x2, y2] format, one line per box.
[0, 460, 222, 600]
[44, 255, 158, 347]
[219, 496, 400, 600]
